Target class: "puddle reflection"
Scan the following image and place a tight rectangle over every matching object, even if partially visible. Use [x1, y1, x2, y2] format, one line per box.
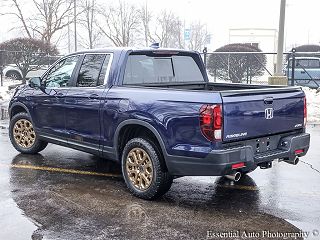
[9, 153, 301, 239]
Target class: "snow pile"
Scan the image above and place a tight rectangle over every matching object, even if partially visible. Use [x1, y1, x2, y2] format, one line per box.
[0, 78, 21, 106]
[0, 86, 11, 105]
[302, 87, 320, 123]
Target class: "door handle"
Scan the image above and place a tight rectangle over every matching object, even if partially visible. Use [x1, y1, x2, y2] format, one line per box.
[56, 92, 64, 97]
[88, 94, 99, 99]
[264, 97, 273, 105]
[301, 71, 306, 74]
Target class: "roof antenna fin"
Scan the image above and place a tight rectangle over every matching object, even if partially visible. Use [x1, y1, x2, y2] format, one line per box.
[150, 43, 160, 49]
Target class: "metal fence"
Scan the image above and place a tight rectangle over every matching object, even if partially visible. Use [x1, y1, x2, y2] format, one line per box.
[202, 51, 320, 88]
[285, 51, 320, 88]
[1, 49, 320, 88]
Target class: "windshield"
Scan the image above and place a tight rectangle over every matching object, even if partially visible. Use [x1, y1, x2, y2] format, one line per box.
[123, 54, 205, 84]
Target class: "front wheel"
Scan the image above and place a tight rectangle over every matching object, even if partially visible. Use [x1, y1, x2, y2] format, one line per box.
[9, 112, 48, 154]
[121, 138, 173, 200]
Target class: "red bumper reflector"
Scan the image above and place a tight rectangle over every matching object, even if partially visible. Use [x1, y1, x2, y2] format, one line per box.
[295, 149, 304, 155]
[232, 162, 245, 169]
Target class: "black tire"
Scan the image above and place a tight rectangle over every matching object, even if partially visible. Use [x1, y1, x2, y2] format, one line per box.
[9, 112, 48, 154]
[5, 70, 22, 80]
[121, 137, 173, 200]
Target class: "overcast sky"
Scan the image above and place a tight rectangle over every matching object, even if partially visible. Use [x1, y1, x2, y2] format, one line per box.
[1, 0, 319, 52]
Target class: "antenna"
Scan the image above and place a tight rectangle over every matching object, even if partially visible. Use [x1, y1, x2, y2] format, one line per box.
[150, 43, 160, 49]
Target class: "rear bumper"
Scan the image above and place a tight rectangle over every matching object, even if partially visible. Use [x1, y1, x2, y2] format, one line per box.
[165, 133, 310, 176]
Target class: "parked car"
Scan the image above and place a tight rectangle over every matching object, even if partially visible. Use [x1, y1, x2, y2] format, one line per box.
[3, 56, 60, 80]
[3, 65, 50, 80]
[8, 47, 310, 199]
[285, 56, 320, 88]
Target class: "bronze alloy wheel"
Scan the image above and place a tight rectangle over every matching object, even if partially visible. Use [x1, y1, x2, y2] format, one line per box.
[126, 147, 154, 191]
[13, 119, 36, 149]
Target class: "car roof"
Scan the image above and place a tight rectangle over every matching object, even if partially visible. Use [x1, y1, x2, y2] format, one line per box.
[68, 47, 198, 55]
[290, 56, 320, 60]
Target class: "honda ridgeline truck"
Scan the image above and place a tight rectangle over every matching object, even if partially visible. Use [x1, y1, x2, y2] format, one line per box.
[8, 48, 310, 199]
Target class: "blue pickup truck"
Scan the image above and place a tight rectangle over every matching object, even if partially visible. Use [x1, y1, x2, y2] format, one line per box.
[8, 48, 310, 199]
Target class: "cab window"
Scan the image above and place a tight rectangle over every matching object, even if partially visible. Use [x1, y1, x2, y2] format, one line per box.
[43, 55, 79, 88]
[76, 54, 110, 87]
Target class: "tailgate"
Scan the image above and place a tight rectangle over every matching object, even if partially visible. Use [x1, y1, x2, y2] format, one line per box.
[221, 87, 305, 142]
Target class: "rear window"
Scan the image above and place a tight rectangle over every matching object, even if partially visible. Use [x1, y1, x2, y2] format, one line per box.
[290, 58, 320, 68]
[123, 54, 204, 84]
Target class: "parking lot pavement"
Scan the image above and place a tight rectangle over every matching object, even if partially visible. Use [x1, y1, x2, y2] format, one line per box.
[0, 125, 319, 240]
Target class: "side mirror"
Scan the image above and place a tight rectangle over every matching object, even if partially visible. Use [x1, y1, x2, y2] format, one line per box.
[28, 77, 42, 88]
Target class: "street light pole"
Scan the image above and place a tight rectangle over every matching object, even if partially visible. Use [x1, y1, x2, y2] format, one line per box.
[275, 0, 286, 75]
[74, 0, 77, 52]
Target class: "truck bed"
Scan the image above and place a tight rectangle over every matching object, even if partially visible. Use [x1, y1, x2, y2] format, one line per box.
[126, 81, 290, 91]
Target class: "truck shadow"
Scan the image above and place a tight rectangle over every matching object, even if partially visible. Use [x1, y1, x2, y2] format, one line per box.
[9, 153, 302, 240]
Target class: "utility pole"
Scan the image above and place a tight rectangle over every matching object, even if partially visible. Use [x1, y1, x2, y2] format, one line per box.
[275, 0, 286, 75]
[68, 16, 71, 53]
[74, 0, 77, 52]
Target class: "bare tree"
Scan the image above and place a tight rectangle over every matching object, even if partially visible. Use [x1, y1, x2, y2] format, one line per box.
[150, 10, 183, 48]
[78, 0, 100, 49]
[2, 0, 73, 45]
[97, 0, 141, 47]
[188, 21, 208, 51]
[138, 3, 152, 47]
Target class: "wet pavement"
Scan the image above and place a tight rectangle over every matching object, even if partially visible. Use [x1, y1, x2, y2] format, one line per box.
[0, 122, 319, 240]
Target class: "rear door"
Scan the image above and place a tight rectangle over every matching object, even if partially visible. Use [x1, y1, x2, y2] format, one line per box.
[221, 88, 305, 142]
[65, 53, 112, 153]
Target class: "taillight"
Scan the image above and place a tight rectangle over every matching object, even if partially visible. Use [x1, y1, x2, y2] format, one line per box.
[232, 162, 245, 169]
[295, 149, 304, 155]
[200, 104, 222, 141]
[304, 96, 307, 127]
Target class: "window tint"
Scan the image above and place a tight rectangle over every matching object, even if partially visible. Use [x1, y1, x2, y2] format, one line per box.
[123, 54, 204, 84]
[97, 55, 111, 86]
[44, 55, 79, 88]
[308, 59, 320, 68]
[295, 59, 320, 68]
[77, 54, 106, 87]
[296, 59, 308, 68]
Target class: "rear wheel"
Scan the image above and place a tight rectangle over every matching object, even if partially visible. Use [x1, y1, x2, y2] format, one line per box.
[121, 137, 173, 200]
[9, 112, 48, 154]
[5, 70, 22, 80]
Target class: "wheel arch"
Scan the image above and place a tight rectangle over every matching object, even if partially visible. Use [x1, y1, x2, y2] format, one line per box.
[5, 69, 22, 79]
[9, 102, 30, 119]
[114, 120, 168, 164]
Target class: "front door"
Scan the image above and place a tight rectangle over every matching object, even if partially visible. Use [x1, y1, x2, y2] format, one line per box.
[65, 53, 112, 154]
[31, 55, 80, 139]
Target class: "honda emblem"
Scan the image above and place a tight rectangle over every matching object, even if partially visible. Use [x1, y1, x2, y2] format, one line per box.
[265, 108, 273, 120]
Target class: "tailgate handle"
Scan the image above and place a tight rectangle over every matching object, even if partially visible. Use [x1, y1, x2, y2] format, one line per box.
[264, 97, 274, 104]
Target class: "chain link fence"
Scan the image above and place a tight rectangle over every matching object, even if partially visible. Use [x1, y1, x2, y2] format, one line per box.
[202, 51, 320, 88]
[286, 51, 320, 88]
[1, 49, 320, 88]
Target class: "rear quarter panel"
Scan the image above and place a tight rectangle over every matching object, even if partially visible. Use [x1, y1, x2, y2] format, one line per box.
[101, 86, 222, 158]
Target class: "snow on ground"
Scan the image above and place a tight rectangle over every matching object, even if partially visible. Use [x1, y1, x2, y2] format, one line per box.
[302, 87, 320, 123]
[0, 78, 22, 107]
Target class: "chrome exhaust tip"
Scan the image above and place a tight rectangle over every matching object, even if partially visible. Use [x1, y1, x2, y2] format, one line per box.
[284, 157, 299, 165]
[225, 172, 241, 182]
